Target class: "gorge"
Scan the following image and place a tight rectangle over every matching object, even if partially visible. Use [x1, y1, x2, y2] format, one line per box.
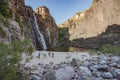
[0, 0, 120, 80]
[59, 0, 120, 49]
[0, 0, 120, 50]
[0, 0, 58, 50]
[33, 13, 47, 50]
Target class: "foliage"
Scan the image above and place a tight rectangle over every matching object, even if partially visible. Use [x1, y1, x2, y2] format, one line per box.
[100, 44, 120, 55]
[11, 38, 35, 55]
[58, 27, 69, 46]
[88, 49, 100, 55]
[59, 28, 67, 37]
[0, 26, 6, 38]
[15, 16, 24, 32]
[0, 38, 35, 80]
[0, 13, 4, 21]
[0, 0, 12, 18]
[68, 47, 74, 52]
[0, 43, 19, 80]
[88, 44, 120, 55]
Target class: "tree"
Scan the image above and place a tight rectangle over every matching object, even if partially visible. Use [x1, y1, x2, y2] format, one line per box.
[0, 38, 35, 80]
[0, 0, 12, 18]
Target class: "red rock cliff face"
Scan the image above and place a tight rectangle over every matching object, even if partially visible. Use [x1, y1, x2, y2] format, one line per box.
[34, 6, 58, 48]
[59, 0, 120, 48]
[0, 0, 33, 43]
[0, 0, 58, 50]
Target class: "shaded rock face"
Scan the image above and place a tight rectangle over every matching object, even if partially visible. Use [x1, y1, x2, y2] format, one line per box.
[70, 24, 120, 49]
[0, 0, 33, 43]
[34, 6, 58, 48]
[0, 0, 58, 50]
[59, 0, 120, 48]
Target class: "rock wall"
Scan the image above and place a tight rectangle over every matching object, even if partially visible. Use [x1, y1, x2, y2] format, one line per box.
[0, 0, 33, 44]
[59, 0, 120, 49]
[34, 6, 58, 48]
[0, 0, 58, 50]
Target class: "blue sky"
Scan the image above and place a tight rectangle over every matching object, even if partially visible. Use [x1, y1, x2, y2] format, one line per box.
[25, 0, 93, 24]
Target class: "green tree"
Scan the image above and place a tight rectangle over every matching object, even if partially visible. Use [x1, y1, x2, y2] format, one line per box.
[0, 38, 35, 80]
[58, 27, 69, 46]
[0, 0, 12, 18]
[100, 44, 120, 55]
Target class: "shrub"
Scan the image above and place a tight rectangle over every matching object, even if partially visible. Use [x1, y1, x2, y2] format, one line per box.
[100, 44, 120, 55]
[0, 0, 12, 18]
[15, 16, 24, 32]
[0, 38, 35, 80]
[0, 13, 4, 21]
[58, 27, 69, 46]
[0, 26, 6, 38]
[11, 38, 35, 55]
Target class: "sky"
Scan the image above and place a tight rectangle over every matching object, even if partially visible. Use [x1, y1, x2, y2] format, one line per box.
[25, 0, 93, 24]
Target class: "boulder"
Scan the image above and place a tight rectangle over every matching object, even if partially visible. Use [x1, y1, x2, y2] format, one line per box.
[79, 66, 92, 77]
[99, 61, 107, 65]
[45, 72, 57, 80]
[97, 65, 109, 72]
[70, 58, 81, 67]
[81, 62, 91, 67]
[55, 66, 74, 80]
[101, 72, 113, 79]
[109, 62, 117, 67]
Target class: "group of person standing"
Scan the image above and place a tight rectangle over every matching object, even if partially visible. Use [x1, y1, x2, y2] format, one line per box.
[38, 51, 54, 60]
[48, 52, 54, 58]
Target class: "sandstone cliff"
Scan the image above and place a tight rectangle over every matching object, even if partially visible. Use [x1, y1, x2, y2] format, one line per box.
[0, 0, 32, 43]
[0, 0, 58, 50]
[34, 6, 58, 48]
[59, 0, 120, 49]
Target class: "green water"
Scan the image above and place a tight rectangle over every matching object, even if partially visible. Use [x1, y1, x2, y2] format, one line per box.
[48, 47, 88, 52]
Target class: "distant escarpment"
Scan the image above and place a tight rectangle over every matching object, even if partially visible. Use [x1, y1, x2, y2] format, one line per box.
[59, 0, 120, 49]
[0, 0, 58, 50]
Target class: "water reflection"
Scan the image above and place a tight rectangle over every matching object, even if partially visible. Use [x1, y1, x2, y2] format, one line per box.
[48, 47, 88, 52]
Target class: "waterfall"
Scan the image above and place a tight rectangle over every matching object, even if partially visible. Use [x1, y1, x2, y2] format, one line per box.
[33, 13, 47, 50]
[46, 28, 51, 45]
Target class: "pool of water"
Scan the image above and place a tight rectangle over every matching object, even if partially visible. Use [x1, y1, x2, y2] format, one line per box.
[48, 47, 88, 52]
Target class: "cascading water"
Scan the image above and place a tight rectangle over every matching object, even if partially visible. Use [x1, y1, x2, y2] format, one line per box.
[33, 13, 47, 50]
[46, 28, 51, 45]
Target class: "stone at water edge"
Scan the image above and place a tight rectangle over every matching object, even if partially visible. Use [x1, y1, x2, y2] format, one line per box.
[81, 62, 91, 67]
[115, 69, 120, 74]
[70, 58, 81, 67]
[89, 66, 98, 72]
[111, 56, 120, 62]
[92, 77, 104, 80]
[91, 72, 101, 78]
[31, 74, 42, 80]
[112, 69, 120, 79]
[99, 61, 107, 65]
[117, 65, 120, 69]
[45, 72, 57, 80]
[97, 65, 109, 72]
[101, 72, 113, 79]
[115, 74, 120, 80]
[109, 62, 117, 67]
[79, 66, 92, 77]
[55, 66, 74, 80]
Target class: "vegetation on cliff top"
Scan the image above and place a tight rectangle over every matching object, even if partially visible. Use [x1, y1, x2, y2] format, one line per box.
[0, 0, 12, 18]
